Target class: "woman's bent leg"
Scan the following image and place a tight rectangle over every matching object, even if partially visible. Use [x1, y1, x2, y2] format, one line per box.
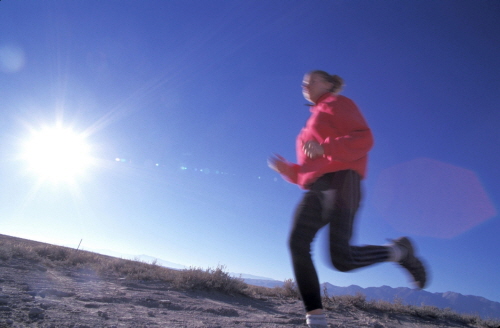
[328, 170, 391, 271]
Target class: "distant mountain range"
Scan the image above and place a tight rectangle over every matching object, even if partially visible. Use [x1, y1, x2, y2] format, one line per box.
[243, 279, 500, 320]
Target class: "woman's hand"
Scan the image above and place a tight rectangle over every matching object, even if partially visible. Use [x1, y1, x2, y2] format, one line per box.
[268, 154, 292, 175]
[303, 140, 324, 159]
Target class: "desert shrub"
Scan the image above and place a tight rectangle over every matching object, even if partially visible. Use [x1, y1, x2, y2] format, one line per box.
[324, 293, 367, 310]
[365, 298, 397, 312]
[368, 298, 431, 317]
[34, 245, 71, 261]
[413, 304, 443, 319]
[482, 318, 500, 328]
[452, 312, 482, 325]
[0, 244, 12, 261]
[68, 250, 103, 266]
[243, 284, 277, 298]
[244, 278, 299, 299]
[344, 293, 367, 308]
[96, 257, 178, 282]
[173, 265, 246, 294]
[359, 298, 500, 328]
[9, 244, 36, 260]
[381, 296, 411, 313]
[271, 278, 299, 299]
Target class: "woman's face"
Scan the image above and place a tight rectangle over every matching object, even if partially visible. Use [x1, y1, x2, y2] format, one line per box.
[302, 73, 332, 104]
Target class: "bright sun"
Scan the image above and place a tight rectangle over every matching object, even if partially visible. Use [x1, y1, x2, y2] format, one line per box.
[22, 126, 93, 183]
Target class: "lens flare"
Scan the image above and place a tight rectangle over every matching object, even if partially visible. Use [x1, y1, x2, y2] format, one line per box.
[374, 158, 497, 238]
[0, 44, 25, 73]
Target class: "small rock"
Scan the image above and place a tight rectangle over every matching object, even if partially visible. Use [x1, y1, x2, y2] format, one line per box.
[137, 298, 160, 308]
[84, 303, 101, 308]
[98, 311, 109, 319]
[0, 295, 9, 305]
[159, 299, 171, 307]
[34, 264, 47, 272]
[204, 307, 239, 317]
[39, 289, 75, 298]
[286, 318, 305, 325]
[40, 303, 51, 310]
[28, 307, 45, 319]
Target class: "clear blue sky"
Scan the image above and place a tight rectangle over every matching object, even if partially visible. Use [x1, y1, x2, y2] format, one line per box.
[1, 0, 499, 303]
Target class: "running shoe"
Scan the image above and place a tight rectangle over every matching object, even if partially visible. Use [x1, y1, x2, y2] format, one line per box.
[393, 237, 428, 289]
[306, 314, 328, 328]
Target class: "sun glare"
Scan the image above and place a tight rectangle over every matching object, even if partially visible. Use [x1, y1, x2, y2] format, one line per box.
[22, 126, 93, 183]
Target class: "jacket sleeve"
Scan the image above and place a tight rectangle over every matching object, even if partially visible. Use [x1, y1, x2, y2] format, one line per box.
[320, 101, 373, 162]
[280, 162, 300, 185]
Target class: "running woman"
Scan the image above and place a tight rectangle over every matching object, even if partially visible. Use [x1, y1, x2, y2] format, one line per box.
[269, 70, 427, 328]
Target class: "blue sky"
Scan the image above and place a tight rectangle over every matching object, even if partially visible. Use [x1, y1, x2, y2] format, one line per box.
[1, 0, 499, 303]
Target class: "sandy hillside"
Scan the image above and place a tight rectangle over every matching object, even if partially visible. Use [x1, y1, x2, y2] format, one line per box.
[0, 234, 497, 328]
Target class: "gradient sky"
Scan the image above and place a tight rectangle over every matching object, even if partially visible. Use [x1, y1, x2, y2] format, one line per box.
[1, 1, 499, 303]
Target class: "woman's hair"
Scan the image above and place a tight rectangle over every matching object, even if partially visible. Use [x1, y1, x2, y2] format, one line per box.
[310, 70, 344, 94]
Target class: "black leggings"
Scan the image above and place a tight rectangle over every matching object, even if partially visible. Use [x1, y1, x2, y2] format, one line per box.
[289, 170, 390, 312]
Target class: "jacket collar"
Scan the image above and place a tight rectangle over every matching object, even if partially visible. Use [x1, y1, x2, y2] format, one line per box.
[310, 93, 337, 112]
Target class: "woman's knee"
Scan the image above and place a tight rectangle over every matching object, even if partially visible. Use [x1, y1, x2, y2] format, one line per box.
[288, 221, 319, 255]
[330, 258, 352, 272]
[329, 246, 354, 272]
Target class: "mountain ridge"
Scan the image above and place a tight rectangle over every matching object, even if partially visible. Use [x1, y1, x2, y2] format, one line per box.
[243, 279, 500, 320]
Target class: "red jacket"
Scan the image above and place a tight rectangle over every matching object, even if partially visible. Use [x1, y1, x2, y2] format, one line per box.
[284, 93, 373, 189]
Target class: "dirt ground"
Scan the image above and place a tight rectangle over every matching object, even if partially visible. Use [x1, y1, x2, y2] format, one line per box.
[0, 235, 492, 327]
